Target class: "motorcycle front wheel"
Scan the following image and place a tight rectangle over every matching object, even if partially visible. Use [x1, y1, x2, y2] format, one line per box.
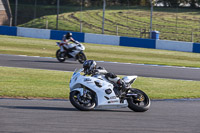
[76, 52, 87, 64]
[70, 90, 96, 111]
[127, 88, 150, 112]
[56, 49, 66, 62]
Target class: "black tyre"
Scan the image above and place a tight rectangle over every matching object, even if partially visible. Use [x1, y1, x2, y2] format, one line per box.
[127, 88, 150, 112]
[56, 49, 66, 62]
[69, 90, 96, 111]
[76, 52, 87, 64]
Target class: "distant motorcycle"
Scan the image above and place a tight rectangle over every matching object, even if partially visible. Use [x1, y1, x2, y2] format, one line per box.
[69, 68, 151, 112]
[56, 41, 87, 64]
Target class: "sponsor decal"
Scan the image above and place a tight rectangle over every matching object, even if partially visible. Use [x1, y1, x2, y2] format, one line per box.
[104, 96, 117, 100]
[110, 96, 117, 99]
[84, 78, 92, 82]
[108, 100, 118, 103]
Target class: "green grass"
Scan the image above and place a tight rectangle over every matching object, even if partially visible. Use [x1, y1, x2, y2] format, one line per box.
[0, 67, 71, 99]
[0, 66, 199, 99]
[1, 35, 200, 68]
[0, 35, 199, 99]
[18, 6, 200, 42]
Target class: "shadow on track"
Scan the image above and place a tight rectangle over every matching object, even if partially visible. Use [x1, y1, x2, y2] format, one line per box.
[0, 105, 77, 111]
[0, 105, 132, 112]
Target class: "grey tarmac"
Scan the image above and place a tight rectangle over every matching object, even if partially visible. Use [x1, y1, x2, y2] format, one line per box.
[0, 54, 200, 133]
[1, 54, 200, 81]
[0, 98, 200, 133]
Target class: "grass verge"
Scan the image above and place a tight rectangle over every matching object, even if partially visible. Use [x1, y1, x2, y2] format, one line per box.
[0, 66, 199, 99]
[1, 35, 200, 68]
[18, 6, 200, 42]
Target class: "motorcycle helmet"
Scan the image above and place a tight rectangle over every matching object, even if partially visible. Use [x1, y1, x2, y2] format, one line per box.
[66, 32, 72, 39]
[83, 60, 97, 75]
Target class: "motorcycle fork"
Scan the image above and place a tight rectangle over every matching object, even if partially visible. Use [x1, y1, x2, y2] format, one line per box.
[81, 86, 91, 99]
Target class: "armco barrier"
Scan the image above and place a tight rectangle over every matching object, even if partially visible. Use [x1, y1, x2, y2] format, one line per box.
[85, 33, 120, 45]
[156, 40, 193, 52]
[50, 30, 84, 42]
[17, 27, 51, 39]
[0, 26, 17, 36]
[120, 37, 156, 49]
[193, 43, 200, 53]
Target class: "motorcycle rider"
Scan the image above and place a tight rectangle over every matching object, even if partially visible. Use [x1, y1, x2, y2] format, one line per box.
[83, 60, 128, 92]
[60, 32, 77, 53]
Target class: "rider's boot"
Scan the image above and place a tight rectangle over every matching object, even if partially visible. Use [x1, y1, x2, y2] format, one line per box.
[117, 79, 129, 96]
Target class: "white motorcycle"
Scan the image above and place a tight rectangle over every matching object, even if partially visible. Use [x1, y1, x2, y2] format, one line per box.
[56, 41, 87, 64]
[69, 68, 150, 112]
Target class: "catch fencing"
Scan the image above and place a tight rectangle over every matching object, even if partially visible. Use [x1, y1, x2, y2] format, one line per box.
[4, 0, 200, 43]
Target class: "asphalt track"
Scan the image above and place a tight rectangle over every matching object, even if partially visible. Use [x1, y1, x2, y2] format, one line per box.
[0, 54, 200, 133]
[1, 54, 200, 81]
[0, 98, 200, 133]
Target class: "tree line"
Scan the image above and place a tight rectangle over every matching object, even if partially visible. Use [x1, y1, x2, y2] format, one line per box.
[9, 0, 200, 8]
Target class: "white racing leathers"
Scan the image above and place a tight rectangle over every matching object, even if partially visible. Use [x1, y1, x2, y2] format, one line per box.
[94, 67, 120, 85]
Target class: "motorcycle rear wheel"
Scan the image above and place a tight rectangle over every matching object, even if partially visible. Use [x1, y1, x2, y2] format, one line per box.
[70, 91, 96, 111]
[76, 52, 87, 64]
[127, 88, 150, 112]
[56, 49, 66, 62]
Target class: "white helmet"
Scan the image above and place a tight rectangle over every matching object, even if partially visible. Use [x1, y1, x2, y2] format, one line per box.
[83, 60, 97, 75]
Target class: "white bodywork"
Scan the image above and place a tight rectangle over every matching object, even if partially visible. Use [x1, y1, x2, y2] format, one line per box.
[122, 76, 137, 84]
[69, 69, 137, 109]
[57, 42, 85, 57]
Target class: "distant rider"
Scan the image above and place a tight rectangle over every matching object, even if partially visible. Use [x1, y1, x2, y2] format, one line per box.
[83, 60, 128, 92]
[59, 32, 77, 53]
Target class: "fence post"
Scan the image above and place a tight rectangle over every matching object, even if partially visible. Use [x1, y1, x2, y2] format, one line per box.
[191, 31, 193, 42]
[56, 0, 60, 30]
[34, 0, 37, 19]
[116, 25, 118, 36]
[46, 20, 48, 29]
[14, 0, 18, 26]
[80, 0, 83, 32]
[149, 0, 153, 39]
[102, 0, 106, 34]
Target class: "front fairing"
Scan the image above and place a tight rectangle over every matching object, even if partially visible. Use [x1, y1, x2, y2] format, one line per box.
[69, 69, 121, 106]
[82, 76, 119, 106]
[70, 68, 84, 89]
[76, 43, 85, 51]
[80, 44, 85, 50]
[68, 43, 76, 49]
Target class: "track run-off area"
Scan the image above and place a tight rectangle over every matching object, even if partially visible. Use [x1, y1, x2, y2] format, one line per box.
[0, 54, 200, 133]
